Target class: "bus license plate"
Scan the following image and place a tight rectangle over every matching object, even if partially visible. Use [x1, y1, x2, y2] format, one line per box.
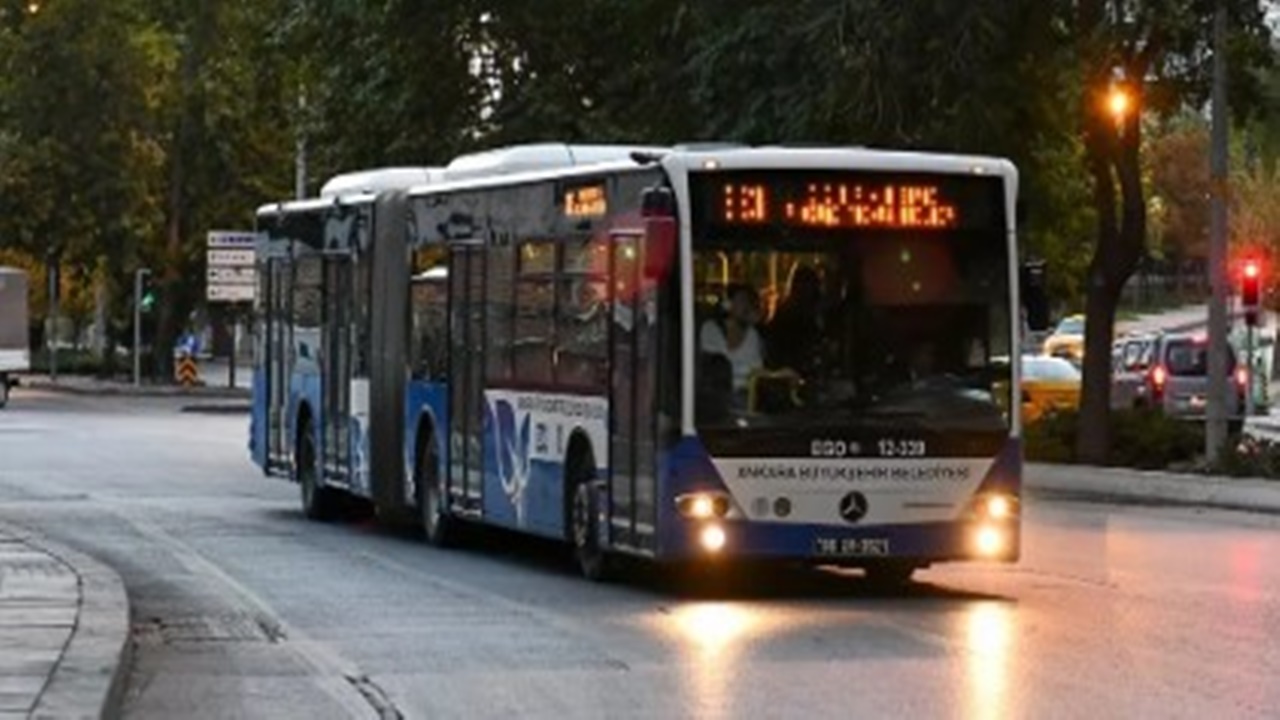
[814, 537, 890, 557]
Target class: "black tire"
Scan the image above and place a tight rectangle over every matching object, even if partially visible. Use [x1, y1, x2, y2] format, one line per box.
[863, 562, 917, 589]
[418, 435, 456, 547]
[296, 417, 339, 521]
[570, 471, 612, 582]
[0, 375, 8, 409]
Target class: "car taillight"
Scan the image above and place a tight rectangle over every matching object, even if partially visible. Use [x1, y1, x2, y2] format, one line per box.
[1149, 365, 1167, 402]
[1235, 366, 1248, 389]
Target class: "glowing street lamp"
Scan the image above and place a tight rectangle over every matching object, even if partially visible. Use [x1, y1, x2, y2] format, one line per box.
[1107, 86, 1132, 121]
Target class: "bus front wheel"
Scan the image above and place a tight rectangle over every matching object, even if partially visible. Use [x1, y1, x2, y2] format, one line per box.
[296, 418, 339, 521]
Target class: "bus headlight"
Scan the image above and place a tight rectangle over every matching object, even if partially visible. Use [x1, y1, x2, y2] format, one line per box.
[676, 492, 731, 519]
[973, 524, 1005, 557]
[700, 524, 727, 553]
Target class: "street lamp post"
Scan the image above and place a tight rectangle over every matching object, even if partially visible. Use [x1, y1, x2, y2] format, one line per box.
[1206, 3, 1230, 461]
[133, 268, 150, 387]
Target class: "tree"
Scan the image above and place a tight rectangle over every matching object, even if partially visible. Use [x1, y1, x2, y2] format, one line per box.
[1071, 0, 1271, 464]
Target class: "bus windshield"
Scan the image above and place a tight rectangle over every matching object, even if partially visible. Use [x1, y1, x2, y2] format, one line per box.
[690, 171, 1012, 433]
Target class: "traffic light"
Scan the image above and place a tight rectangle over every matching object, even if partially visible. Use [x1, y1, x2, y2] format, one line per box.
[139, 271, 156, 313]
[1242, 258, 1261, 326]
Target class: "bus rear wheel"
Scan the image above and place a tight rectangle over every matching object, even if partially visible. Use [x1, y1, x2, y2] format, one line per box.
[570, 478, 613, 582]
[296, 418, 339, 521]
[418, 438, 456, 547]
[0, 375, 8, 409]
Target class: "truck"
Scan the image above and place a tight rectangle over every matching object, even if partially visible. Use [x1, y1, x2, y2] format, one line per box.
[0, 267, 29, 408]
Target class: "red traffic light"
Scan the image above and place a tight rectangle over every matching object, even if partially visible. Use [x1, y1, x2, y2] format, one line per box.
[1242, 257, 1262, 312]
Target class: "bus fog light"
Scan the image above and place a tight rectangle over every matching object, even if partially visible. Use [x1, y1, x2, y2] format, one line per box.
[677, 492, 730, 519]
[974, 525, 1005, 557]
[700, 524, 727, 553]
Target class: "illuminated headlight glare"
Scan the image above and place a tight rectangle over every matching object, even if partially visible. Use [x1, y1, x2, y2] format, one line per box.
[968, 493, 1018, 521]
[690, 495, 715, 519]
[700, 524, 727, 553]
[974, 525, 1004, 557]
[676, 492, 730, 519]
[987, 496, 1012, 520]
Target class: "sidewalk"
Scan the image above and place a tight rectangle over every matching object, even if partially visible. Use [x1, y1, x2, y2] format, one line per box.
[0, 522, 131, 719]
[1026, 462, 1280, 515]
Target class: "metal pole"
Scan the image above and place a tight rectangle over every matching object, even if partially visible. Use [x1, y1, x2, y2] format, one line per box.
[1246, 323, 1255, 417]
[1206, 2, 1230, 460]
[47, 256, 58, 382]
[295, 89, 307, 200]
[229, 311, 238, 389]
[133, 268, 148, 386]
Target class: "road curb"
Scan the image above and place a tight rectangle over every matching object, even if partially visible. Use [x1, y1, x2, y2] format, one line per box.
[23, 378, 250, 400]
[1027, 462, 1280, 514]
[2, 523, 133, 720]
[179, 403, 251, 414]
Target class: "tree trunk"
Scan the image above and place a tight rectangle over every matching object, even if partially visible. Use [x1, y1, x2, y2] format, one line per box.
[152, 6, 206, 382]
[1076, 87, 1146, 464]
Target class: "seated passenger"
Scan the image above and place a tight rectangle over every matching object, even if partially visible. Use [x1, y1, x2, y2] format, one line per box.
[699, 284, 764, 394]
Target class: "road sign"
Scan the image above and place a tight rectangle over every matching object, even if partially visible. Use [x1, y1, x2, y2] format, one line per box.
[175, 353, 200, 387]
[207, 249, 255, 266]
[207, 267, 256, 285]
[207, 284, 256, 302]
[207, 230, 259, 303]
[207, 231, 258, 249]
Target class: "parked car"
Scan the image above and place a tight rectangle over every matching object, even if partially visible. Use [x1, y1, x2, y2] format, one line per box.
[1110, 331, 1245, 420]
[1043, 314, 1085, 365]
[1020, 355, 1082, 422]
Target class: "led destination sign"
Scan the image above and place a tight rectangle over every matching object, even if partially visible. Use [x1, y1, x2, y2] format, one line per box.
[695, 171, 1003, 232]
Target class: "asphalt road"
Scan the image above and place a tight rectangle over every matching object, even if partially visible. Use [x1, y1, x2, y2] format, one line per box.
[1, 389, 1278, 719]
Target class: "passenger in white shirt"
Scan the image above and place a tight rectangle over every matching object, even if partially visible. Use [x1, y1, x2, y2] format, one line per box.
[699, 284, 764, 394]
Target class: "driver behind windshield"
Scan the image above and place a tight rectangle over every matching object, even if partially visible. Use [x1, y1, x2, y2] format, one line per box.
[765, 265, 825, 375]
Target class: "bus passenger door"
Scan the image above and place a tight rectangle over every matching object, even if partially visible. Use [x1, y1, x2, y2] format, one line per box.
[321, 253, 353, 487]
[266, 258, 291, 471]
[608, 230, 651, 550]
[448, 244, 485, 514]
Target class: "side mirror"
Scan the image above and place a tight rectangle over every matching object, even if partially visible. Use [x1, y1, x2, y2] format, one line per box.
[644, 217, 676, 280]
[641, 186, 677, 280]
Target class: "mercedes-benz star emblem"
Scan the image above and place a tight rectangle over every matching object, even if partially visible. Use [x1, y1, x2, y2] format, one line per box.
[838, 491, 869, 523]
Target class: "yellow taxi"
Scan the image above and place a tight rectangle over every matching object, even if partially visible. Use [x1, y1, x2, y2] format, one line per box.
[1043, 314, 1085, 365]
[1019, 355, 1082, 423]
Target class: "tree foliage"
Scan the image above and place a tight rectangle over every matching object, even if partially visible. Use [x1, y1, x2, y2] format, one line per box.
[0, 0, 1275, 448]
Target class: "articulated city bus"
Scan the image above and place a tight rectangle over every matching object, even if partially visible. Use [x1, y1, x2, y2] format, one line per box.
[250, 143, 1022, 583]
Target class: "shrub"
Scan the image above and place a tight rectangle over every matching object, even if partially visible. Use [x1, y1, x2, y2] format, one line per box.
[1025, 407, 1202, 470]
[1212, 435, 1280, 478]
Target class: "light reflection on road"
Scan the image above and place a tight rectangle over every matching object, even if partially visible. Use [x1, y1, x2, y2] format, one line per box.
[664, 602, 762, 720]
[962, 600, 1015, 720]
